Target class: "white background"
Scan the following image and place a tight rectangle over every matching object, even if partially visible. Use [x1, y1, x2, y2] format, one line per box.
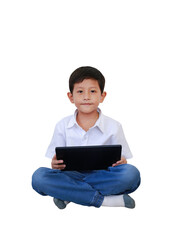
[0, 0, 172, 239]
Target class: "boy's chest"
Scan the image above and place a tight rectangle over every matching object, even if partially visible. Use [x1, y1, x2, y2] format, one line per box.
[65, 127, 115, 146]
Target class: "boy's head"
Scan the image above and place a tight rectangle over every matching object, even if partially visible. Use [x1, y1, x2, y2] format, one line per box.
[67, 66, 106, 114]
[69, 66, 105, 94]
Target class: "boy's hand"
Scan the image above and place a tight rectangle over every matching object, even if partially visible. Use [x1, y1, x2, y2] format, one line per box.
[112, 156, 127, 167]
[51, 154, 66, 170]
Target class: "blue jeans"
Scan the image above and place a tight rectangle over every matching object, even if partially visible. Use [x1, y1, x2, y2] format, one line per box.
[32, 164, 140, 208]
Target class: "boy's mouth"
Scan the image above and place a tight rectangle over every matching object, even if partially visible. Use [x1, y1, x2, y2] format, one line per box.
[81, 103, 93, 105]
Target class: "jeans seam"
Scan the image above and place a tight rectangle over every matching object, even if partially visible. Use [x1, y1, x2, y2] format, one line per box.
[90, 191, 104, 208]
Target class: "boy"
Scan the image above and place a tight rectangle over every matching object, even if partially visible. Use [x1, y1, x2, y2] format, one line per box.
[32, 66, 140, 209]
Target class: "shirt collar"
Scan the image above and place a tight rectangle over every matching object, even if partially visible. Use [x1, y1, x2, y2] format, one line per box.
[67, 108, 105, 133]
[93, 108, 105, 133]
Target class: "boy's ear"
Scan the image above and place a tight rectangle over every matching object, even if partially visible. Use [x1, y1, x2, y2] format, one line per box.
[100, 91, 107, 103]
[67, 92, 74, 103]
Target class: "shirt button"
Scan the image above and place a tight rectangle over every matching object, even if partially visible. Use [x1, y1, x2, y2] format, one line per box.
[82, 135, 87, 141]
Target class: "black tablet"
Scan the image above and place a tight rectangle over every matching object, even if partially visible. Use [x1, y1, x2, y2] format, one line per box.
[55, 145, 122, 171]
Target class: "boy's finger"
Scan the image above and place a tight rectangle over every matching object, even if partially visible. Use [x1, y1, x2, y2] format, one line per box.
[57, 160, 64, 164]
[58, 165, 66, 169]
[112, 163, 117, 167]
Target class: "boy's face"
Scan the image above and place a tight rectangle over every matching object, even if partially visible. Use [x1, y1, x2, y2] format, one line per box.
[67, 79, 106, 114]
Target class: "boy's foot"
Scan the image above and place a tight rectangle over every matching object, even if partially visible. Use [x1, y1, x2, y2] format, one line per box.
[53, 198, 69, 209]
[123, 194, 135, 208]
[102, 194, 135, 208]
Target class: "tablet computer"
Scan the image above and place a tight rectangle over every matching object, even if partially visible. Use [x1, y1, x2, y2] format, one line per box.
[55, 145, 122, 171]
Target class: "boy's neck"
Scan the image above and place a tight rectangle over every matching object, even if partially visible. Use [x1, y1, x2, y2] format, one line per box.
[76, 110, 99, 132]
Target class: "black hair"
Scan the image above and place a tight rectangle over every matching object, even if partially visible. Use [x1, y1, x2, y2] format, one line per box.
[69, 66, 105, 93]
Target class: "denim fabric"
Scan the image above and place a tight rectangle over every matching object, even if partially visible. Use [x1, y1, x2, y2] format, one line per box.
[32, 164, 140, 208]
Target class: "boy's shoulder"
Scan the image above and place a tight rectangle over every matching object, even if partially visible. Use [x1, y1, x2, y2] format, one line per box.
[54, 113, 75, 130]
[99, 112, 122, 134]
[101, 113, 121, 127]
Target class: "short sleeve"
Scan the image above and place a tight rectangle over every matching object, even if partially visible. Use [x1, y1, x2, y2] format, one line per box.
[45, 121, 66, 159]
[115, 124, 133, 159]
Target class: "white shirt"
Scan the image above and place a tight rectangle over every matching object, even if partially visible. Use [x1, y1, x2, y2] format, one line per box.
[45, 109, 133, 159]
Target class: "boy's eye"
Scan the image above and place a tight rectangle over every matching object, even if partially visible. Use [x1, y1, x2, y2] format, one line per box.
[77, 90, 96, 93]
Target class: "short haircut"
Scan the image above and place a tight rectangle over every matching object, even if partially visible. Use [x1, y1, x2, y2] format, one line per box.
[69, 66, 105, 94]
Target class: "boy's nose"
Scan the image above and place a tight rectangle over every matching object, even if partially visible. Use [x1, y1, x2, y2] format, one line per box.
[83, 92, 90, 100]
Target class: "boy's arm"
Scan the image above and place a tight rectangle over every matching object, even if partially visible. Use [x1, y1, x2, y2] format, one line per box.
[112, 156, 127, 167]
[51, 154, 66, 170]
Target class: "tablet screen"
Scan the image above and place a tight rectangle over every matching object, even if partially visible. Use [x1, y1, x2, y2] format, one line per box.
[55, 145, 122, 171]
